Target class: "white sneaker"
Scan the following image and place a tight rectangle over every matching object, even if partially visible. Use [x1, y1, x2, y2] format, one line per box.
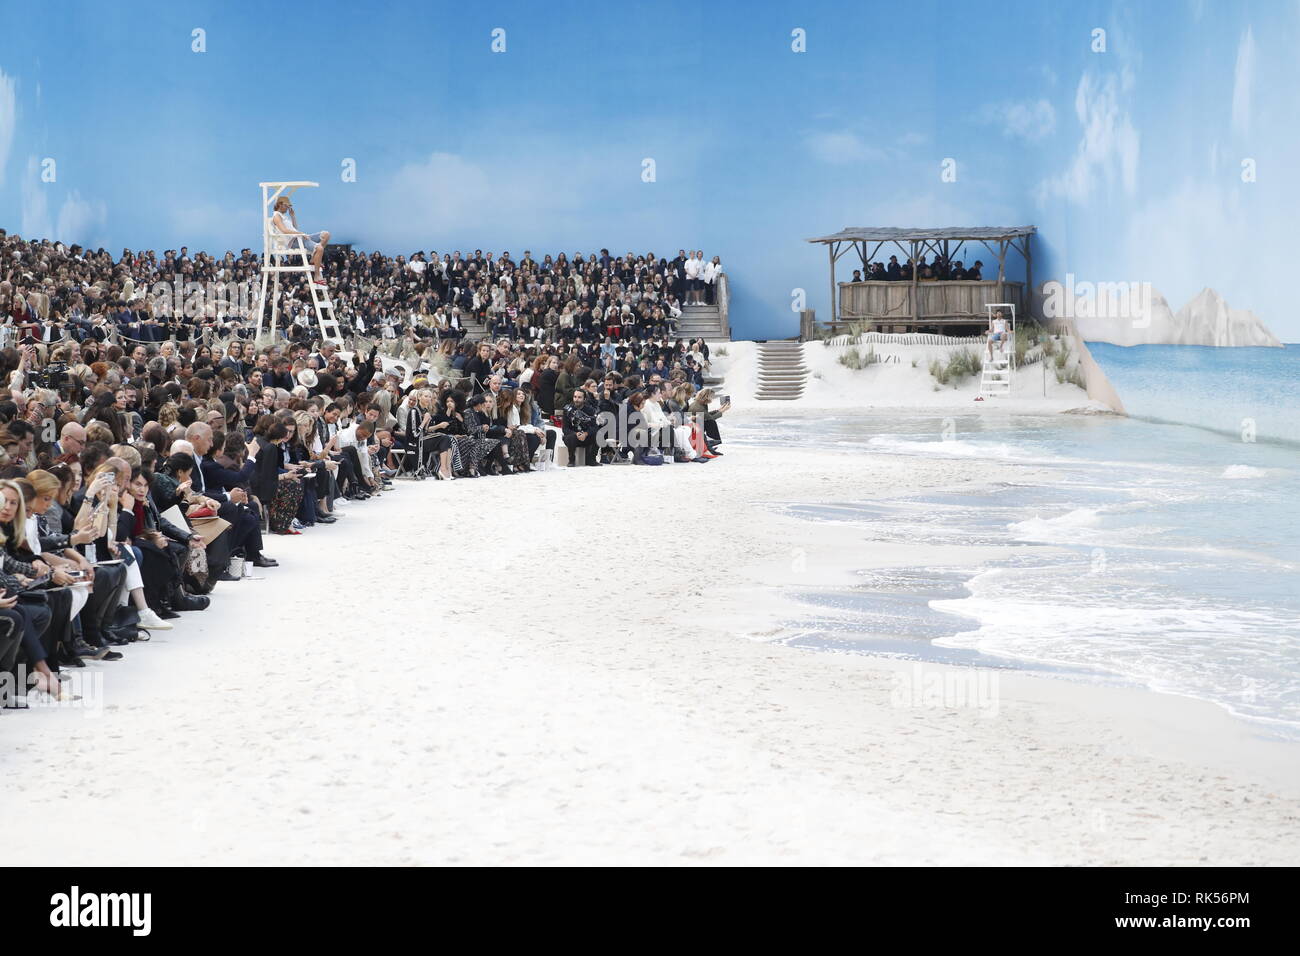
[138, 607, 174, 630]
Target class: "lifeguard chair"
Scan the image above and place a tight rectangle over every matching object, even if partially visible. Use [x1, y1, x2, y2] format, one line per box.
[978, 302, 1016, 397]
[254, 181, 343, 345]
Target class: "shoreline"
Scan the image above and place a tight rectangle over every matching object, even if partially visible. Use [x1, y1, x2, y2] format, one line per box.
[0, 434, 1295, 864]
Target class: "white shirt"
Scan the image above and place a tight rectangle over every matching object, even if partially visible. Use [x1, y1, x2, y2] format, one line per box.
[684, 257, 700, 279]
[643, 399, 670, 428]
[336, 424, 373, 478]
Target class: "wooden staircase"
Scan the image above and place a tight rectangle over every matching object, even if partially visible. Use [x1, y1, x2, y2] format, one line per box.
[754, 340, 808, 401]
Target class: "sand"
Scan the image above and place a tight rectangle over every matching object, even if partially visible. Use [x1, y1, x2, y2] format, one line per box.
[716, 338, 1106, 413]
[1, 429, 1296, 867]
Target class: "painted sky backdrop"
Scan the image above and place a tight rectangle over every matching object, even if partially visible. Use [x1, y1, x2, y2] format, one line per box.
[0, 0, 1296, 340]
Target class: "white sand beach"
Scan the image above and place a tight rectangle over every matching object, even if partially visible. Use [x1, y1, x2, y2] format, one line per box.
[2, 418, 1296, 867]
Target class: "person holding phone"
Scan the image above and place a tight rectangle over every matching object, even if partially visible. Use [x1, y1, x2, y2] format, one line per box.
[687, 387, 729, 456]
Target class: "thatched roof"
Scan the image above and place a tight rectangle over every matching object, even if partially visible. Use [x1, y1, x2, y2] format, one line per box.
[807, 226, 1036, 244]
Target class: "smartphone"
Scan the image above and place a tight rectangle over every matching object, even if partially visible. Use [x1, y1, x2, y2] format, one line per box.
[721, 395, 730, 405]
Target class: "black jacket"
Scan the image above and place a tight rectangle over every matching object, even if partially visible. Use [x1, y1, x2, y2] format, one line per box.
[535, 368, 559, 414]
[250, 436, 283, 506]
[462, 356, 493, 391]
[562, 401, 597, 436]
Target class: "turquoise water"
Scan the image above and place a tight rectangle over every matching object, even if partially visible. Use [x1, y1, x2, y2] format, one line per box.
[1087, 342, 1299, 445]
[733, 405, 1300, 735]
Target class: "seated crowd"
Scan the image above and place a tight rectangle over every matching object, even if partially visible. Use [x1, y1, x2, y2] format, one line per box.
[0, 231, 732, 706]
[0, 228, 723, 348]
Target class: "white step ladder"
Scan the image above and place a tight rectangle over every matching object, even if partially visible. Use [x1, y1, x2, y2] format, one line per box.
[254, 181, 343, 346]
[979, 348, 1013, 396]
[978, 302, 1016, 398]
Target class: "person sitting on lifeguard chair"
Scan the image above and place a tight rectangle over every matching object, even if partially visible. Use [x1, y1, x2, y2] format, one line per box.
[986, 308, 1010, 362]
[270, 196, 330, 287]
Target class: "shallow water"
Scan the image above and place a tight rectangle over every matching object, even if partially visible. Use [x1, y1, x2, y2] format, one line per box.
[735, 411, 1300, 736]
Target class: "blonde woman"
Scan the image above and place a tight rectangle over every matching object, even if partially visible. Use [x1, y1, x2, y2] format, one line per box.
[406, 388, 455, 479]
[270, 196, 330, 286]
[157, 402, 183, 441]
[0, 479, 67, 699]
[74, 460, 167, 627]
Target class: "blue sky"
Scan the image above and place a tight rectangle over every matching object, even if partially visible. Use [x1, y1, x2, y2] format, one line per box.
[1, 0, 1297, 340]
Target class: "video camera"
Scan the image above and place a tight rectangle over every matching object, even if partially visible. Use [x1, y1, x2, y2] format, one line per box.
[30, 361, 69, 390]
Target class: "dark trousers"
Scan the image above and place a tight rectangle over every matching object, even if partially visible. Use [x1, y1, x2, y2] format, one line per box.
[11, 598, 52, 667]
[137, 537, 186, 609]
[43, 587, 74, 668]
[0, 609, 22, 704]
[338, 447, 368, 494]
[563, 429, 598, 463]
[217, 500, 264, 562]
[82, 562, 127, 646]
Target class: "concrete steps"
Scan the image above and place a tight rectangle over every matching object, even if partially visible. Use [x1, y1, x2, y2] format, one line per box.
[676, 304, 725, 338]
[754, 340, 808, 401]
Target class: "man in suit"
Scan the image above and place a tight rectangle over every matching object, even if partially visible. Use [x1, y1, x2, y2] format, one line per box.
[183, 423, 277, 571]
[265, 357, 296, 391]
[53, 421, 86, 458]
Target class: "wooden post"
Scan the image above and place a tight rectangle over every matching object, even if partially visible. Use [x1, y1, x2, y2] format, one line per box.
[996, 239, 1006, 308]
[910, 239, 919, 328]
[828, 241, 838, 331]
[1023, 234, 1034, 321]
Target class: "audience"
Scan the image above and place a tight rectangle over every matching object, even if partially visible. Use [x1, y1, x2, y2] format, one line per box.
[0, 226, 732, 707]
[850, 255, 985, 282]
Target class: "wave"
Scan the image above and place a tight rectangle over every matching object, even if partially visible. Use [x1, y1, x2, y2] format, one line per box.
[1007, 507, 1103, 539]
[867, 436, 1034, 460]
[1222, 464, 1268, 479]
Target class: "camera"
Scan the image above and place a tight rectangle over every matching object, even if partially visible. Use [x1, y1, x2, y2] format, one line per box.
[567, 405, 597, 433]
[31, 362, 69, 390]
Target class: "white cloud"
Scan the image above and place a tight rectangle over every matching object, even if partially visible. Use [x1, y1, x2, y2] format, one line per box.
[352, 139, 691, 253]
[361, 151, 585, 247]
[806, 130, 888, 165]
[20, 155, 109, 247]
[1231, 26, 1254, 138]
[21, 155, 50, 239]
[1120, 177, 1251, 316]
[981, 98, 1056, 141]
[56, 190, 108, 247]
[1036, 70, 1139, 205]
[0, 68, 16, 186]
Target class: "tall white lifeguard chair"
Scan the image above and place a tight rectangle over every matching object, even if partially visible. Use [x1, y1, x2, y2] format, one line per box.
[978, 302, 1016, 398]
[255, 181, 343, 345]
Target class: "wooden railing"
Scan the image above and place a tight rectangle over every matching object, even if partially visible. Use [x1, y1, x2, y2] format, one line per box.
[838, 279, 1025, 329]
